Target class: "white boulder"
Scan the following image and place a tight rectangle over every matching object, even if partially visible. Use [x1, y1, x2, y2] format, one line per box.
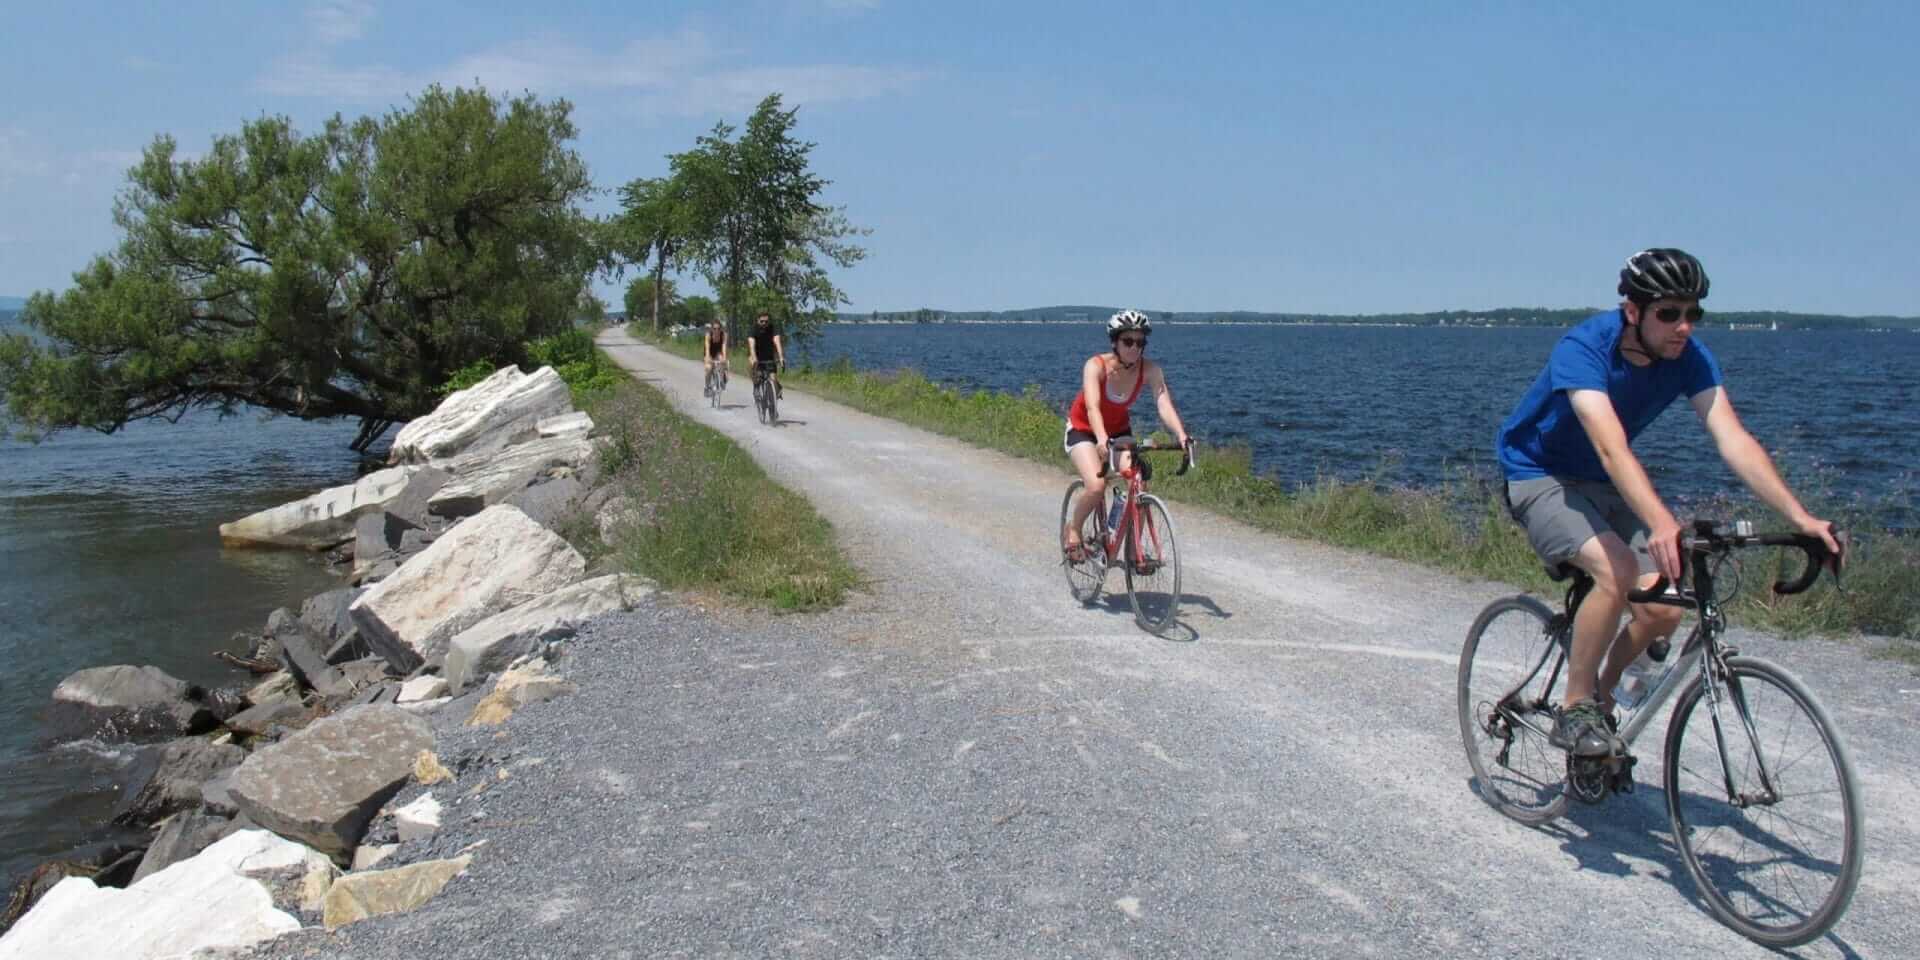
[219, 466, 419, 550]
[349, 504, 585, 673]
[388, 365, 572, 464]
[0, 830, 314, 960]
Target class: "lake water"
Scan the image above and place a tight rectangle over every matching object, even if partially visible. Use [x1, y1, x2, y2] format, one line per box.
[2, 316, 1914, 884]
[800, 322, 1920, 519]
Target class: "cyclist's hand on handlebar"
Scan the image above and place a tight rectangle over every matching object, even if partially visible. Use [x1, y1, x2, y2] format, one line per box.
[1797, 515, 1845, 572]
[1648, 517, 1686, 584]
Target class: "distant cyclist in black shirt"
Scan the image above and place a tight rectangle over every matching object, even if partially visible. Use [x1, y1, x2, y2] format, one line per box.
[746, 312, 785, 400]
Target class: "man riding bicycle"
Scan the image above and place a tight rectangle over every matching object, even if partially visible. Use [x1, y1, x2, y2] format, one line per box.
[1495, 247, 1841, 758]
[702, 319, 729, 394]
[746, 311, 784, 400]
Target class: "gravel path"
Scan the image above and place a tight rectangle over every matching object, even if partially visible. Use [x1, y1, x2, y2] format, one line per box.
[241, 333, 1920, 958]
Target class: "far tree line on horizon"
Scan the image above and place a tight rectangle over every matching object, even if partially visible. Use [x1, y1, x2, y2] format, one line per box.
[0, 85, 863, 451]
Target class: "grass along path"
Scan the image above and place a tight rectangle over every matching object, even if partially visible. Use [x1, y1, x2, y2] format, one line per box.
[573, 356, 860, 611]
[633, 323, 1919, 650]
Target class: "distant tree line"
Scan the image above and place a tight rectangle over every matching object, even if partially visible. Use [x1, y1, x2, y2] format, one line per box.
[838, 305, 1920, 330]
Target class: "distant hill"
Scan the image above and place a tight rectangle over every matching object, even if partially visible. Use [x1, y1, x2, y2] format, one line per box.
[838, 305, 1920, 331]
[0, 296, 25, 311]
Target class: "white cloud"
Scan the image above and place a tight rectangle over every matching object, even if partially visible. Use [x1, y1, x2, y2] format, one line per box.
[309, 0, 376, 46]
[0, 129, 52, 187]
[253, 24, 919, 115]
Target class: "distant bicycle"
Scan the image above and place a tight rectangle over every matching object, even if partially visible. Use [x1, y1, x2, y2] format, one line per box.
[1457, 519, 1861, 947]
[1059, 437, 1194, 633]
[751, 361, 779, 425]
[704, 361, 727, 408]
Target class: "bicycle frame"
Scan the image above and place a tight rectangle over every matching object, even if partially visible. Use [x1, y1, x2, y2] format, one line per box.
[1503, 534, 1797, 806]
[1095, 440, 1186, 566]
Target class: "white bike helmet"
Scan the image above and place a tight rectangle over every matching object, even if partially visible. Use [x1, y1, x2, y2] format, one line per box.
[1106, 309, 1152, 337]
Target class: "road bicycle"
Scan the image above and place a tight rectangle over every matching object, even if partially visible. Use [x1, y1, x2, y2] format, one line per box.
[1457, 519, 1861, 947]
[751, 362, 779, 425]
[704, 361, 727, 408]
[1059, 437, 1195, 633]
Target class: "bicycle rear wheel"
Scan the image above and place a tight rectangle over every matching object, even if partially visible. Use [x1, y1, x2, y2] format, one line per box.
[1123, 494, 1181, 633]
[1059, 480, 1105, 604]
[1663, 656, 1864, 947]
[1457, 596, 1570, 824]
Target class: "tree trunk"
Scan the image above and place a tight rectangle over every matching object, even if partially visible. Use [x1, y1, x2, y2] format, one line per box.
[651, 245, 666, 333]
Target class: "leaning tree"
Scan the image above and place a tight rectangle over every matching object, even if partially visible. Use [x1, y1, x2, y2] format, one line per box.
[0, 84, 597, 451]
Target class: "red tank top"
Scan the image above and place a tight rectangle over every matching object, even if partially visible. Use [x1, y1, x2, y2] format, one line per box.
[1067, 361, 1146, 434]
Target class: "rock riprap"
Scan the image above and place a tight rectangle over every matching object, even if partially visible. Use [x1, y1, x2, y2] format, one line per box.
[227, 705, 433, 859]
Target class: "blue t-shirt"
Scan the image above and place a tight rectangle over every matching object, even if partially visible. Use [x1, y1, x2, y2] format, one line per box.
[1496, 310, 1723, 482]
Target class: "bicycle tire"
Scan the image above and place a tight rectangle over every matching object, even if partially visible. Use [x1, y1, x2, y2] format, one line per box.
[1123, 494, 1181, 633]
[765, 385, 778, 425]
[1663, 656, 1864, 947]
[1457, 595, 1570, 825]
[754, 378, 771, 424]
[1059, 480, 1105, 604]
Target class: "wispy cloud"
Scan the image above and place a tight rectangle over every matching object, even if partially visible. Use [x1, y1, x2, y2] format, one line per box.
[254, 17, 919, 114]
[0, 129, 52, 187]
[309, 0, 376, 45]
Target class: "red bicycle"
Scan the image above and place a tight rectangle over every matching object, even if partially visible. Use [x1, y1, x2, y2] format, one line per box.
[1060, 437, 1195, 632]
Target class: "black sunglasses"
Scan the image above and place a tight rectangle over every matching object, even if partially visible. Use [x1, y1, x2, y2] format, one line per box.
[1652, 306, 1705, 325]
[1116, 336, 1148, 348]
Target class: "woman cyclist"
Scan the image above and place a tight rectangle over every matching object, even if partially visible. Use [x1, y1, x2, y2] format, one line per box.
[702, 319, 729, 395]
[1062, 309, 1192, 563]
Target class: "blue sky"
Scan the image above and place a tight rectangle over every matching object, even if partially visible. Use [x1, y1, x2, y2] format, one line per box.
[2, 1, 1916, 316]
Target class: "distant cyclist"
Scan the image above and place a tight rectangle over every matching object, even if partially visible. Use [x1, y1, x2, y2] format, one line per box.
[746, 311, 784, 400]
[703, 319, 729, 394]
[1061, 309, 1192, 563]
[1495, 248, 1842, 758]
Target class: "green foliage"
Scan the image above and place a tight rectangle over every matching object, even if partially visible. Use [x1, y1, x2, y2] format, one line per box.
[617, 94, 865, 342]
[0, 85, 596, 447]
[527, 331, 618, 404]
[438, 359, 499, 397]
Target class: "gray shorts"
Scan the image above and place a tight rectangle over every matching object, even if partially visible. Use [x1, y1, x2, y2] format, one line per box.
[1505, 476, 1655, 575]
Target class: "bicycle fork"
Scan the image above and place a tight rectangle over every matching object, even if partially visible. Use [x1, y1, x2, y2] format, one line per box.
[1698, 660, 1784, 809]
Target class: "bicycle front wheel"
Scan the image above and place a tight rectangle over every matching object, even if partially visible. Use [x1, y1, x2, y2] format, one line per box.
[1457, 596, 1570, 825]
[1663, 656, 1864, 947]
[754, 379, 771, 424]
[1123, 494, 1181, 633]
[1059, 480, 1105, 604]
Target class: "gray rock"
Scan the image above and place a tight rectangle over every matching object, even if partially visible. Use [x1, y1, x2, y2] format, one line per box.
[385, 466, 453, 528]
[266, 608, 352, 699]
[227, 705, 434, 860]
[350, 681, 400, 706]
[349, 504, 586, 674]
[131, 810, 238, 883]
[352, 510, 421, 580]
[226, 695, 305, 738]
[443, 574, 653, 693]
[504, 473, 586, 530]
[426, 435, 596, 519]
[111, 737, 246, 827]
[324, 630, 371, 666]
[298, 588, 361, 645]
[47, 665, 216, 741]
[201, 771, 240, 817]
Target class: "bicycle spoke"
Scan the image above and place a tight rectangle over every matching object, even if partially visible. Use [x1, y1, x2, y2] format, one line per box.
[1457, 597, 1569, 824]
[1663, 658, 1863, 946]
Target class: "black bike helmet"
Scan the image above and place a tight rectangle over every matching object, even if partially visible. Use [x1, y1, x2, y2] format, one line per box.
[1617, 248, 1709, 303]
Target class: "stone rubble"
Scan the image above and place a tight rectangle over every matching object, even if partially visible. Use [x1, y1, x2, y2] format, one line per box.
[6, 362, 642, 957]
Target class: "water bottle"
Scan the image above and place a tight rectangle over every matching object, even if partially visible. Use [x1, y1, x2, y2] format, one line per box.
[1613, 650, 1661, 710]
[1106, 489, 1127, 532]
